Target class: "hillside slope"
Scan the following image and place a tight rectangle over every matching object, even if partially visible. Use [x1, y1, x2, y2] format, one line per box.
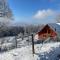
[1, 42, 60, 60]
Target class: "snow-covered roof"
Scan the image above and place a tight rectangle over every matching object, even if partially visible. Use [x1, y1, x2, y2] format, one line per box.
[37, 24, 57, 33]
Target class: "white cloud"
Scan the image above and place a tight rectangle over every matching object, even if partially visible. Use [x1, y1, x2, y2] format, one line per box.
[33, 9, 55, 19]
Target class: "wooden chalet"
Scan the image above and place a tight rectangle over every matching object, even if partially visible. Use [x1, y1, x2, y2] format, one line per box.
[34, 24, 57, 41]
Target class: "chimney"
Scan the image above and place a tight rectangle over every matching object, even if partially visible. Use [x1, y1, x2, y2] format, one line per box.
[55, 28, 56, 31]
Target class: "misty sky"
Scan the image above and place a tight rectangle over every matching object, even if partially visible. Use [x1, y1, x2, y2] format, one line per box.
[8, 0, 60, 24]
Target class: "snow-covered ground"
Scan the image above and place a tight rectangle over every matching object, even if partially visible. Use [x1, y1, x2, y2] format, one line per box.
[0, 42, 60, 60]
[0, 36, 32, 51]
[0, 36, 16, 51]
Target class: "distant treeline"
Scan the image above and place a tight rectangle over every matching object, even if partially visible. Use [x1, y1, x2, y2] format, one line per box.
[0, 26, 24, 37]
[0, 25, 42, 37]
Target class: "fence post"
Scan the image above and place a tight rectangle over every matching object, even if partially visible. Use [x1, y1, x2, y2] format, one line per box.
[31, 34, 35, 54]
[15, 36, 17, 48]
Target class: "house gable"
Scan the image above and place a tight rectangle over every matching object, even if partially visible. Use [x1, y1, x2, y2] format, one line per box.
[36, 24, 57, 40]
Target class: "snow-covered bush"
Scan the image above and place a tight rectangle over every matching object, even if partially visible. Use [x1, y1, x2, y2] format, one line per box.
[0, 36, 16, 51]
[1, 42, 16, 51]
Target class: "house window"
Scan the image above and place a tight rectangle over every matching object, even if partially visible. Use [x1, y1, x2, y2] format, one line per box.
[43, 34, 46, 37]
[0, 13, 3, 17]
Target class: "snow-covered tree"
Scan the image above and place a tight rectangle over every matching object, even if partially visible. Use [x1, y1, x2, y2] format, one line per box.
[0, 0, 13, 24]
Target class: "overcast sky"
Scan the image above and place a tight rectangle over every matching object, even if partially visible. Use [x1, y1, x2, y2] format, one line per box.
[8, 0, 60, 24]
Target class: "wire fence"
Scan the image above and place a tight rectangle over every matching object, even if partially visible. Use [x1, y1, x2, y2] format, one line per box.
[0, 33, 60, 53]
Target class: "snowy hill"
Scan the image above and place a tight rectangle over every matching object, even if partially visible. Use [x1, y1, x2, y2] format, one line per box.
[1, 42, 60, 60]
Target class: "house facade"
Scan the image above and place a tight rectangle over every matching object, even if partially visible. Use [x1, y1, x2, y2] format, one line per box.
[34, 24, 57, 41]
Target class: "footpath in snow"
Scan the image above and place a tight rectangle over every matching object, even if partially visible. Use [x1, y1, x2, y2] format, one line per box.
[0, 42, 60, 60]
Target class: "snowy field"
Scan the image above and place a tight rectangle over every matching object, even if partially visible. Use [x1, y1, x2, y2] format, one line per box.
[0, 42, 60, 60]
